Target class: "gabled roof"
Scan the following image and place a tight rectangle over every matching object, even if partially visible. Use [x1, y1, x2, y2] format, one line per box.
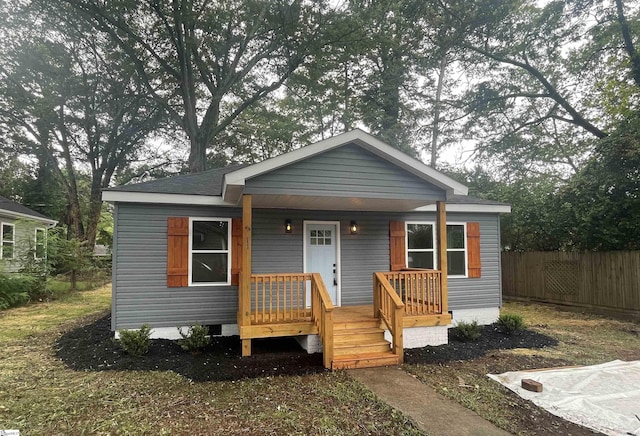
[222, 129, 467, 203]
[0, 195, 58, 226]
[102, 129, 510, 213]
[105, 164, 248, 196]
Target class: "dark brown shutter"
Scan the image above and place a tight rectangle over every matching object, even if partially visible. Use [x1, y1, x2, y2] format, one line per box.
[167, 217, 189, 287]
[231, 218, 242, 286]
[389, 221, 406, 271]
[467, 222, 481, 278]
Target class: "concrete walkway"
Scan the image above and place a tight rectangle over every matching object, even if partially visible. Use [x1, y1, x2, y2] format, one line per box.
[349, 366, 511, 436]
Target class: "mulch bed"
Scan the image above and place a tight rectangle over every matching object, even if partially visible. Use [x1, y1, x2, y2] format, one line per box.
[55, 315, 324, 382]
[56, 315, 558, 381]
[405, 324, 558, 364]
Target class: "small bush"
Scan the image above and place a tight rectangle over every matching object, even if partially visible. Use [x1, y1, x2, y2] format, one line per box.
[453, 320, 482, 341]
[0, 274, 40, 309]
[118, 324, 151, 356]
[497, 313, 525, 335]
[178, 324, 210, 352]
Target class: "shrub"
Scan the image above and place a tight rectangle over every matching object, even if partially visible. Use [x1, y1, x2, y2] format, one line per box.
[0, 274, 39, 309]
[453, 320, 482, 341]
[118, 324, 151, 356]
[497, 313, 525, 335]
[178, 324, 210, 352]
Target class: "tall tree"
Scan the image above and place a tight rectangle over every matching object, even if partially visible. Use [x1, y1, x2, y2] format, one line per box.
[0, 4, 164, 245]
[62, 0, 332, 172]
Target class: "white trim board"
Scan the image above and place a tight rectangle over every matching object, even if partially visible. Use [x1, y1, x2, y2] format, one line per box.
[102, 190, 237, 206]
[0, 209, 58, 227]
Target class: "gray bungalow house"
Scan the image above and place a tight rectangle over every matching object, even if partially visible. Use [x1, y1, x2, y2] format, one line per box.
[103, 130, 510, 369]
[0, 196, 57, 273]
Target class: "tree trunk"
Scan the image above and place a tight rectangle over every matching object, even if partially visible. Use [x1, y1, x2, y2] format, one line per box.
[431, 56, 448, 168]
[614, 0, 640, 88]
[84, 179, 103, 249]
[188, 133, 207, 173]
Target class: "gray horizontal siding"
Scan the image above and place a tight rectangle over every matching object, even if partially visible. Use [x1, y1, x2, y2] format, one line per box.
[112, 203, 241, 330]
[244, 144, 446, 201]
[112, 204, 502, 330]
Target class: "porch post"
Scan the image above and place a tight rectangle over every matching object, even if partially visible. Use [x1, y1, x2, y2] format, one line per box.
[436, 201, 448, 314]
[241, 194, 252, 356]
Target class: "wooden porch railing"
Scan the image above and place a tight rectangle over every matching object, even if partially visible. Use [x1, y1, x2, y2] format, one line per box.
[250, 273, 311, 323]
[310, 273, 334, 368]
[381, 269, 443, 315]
[247, 272, 334, 368]
[373, 273, 404, 361]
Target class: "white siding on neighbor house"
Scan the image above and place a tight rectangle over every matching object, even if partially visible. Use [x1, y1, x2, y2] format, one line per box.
[0, 214, 44, 273]
[113, 204, 502, 331]
[244, 144, 447, 201]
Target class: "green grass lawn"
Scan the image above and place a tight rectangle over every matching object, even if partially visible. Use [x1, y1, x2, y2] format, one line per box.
[0, 285, 421, 435]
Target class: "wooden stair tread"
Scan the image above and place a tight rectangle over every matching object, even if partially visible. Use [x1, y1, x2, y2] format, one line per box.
[331, 351, 401, 370]
[334, 337, 389, 347]
[333, 327, 385, 335]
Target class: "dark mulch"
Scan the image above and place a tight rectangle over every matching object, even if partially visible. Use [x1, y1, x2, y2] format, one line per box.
[55, 315, 324, 382]
[405, 324, 558, 364]
[56, 315, 557, 382]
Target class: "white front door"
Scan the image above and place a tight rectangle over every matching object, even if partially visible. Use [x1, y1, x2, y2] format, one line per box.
[304, 222, 340, 306]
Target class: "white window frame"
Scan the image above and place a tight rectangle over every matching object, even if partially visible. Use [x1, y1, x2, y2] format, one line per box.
[188, 217, 232, 287]
[445, 222, 468, 278]
[1, 222, 15, 260]
[34, 227, 46, 260]
[405, 221, 468, 278]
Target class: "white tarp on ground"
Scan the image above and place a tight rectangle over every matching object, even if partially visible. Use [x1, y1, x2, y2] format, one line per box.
[488, 360, 640, 436]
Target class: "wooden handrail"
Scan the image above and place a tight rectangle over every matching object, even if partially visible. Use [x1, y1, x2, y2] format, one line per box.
[373, 272, 404, 362]
[310, 273, 334, 368]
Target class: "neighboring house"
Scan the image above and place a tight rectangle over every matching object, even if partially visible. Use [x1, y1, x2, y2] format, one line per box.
[0, 196, 58, 273]
[103, 130, 510, 369]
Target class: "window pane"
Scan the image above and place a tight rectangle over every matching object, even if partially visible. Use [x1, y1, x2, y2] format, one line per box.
[447, 225, 465, 249]
[2, 243, 14, 259]
[448, 251, 466, 275]
[2, 225, 13, 241]
[407, 251, 434, 269]
[407, 224, 433, 249]
[192, 253, 228, 283]
[192, 221, 228, 250]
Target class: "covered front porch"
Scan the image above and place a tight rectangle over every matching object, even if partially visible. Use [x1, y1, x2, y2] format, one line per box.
[237, 194, 452, 370]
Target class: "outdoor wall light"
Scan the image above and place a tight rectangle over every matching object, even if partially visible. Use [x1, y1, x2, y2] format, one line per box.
[285, 219, 292, 233]
[350, 220, 358, 234]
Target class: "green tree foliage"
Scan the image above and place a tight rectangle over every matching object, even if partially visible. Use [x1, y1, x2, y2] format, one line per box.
[0, 2, 165, 246]
[556, 115, 640, 250]
[61, 0, 334, 172]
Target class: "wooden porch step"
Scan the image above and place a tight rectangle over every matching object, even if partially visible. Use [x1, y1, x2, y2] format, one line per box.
[334, 339, 392, 356]
[331, 351, 401, 370]
[333, 327, 386, 344]
[333, 318, 380, 330]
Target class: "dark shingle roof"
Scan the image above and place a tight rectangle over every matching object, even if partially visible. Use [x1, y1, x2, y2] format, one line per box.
[0, 195, 52, 220]
[446, 195, 509, 206]
[105, 164, 249, 196]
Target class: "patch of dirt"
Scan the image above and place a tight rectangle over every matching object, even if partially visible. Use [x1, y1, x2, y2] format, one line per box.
[55, 315, 324, 382]
[405, 324, 559, 364]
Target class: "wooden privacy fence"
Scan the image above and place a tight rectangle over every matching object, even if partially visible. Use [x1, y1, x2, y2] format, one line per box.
[502, 251, 640, 314]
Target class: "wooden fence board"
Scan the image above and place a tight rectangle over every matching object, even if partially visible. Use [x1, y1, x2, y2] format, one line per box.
[502, 251, 640, 313]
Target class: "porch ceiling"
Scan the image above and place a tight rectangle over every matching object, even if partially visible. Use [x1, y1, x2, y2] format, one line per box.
[250, 194, 433, 211]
